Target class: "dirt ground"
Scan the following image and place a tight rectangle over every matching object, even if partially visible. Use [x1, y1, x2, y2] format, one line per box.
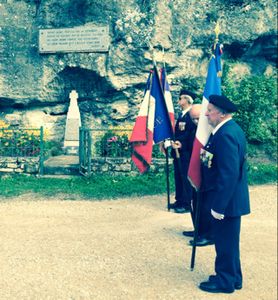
[0, 185, 277, 300]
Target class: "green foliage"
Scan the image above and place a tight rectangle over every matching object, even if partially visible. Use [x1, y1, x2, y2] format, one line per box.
[0, 128, 63, 158]
[222, 71, 277, 160]
[152, 144, 165, 158]
[0, 172, 175, 199]
[95, 130, 131, 157]
[44, 140, 64, 157]
[247, 162, 277, 185]
[94, 130, 164, 158]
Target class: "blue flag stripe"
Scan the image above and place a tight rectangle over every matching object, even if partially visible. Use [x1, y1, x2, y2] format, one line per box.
[152, 67, 173, 143]
[203, 46, 222, 99]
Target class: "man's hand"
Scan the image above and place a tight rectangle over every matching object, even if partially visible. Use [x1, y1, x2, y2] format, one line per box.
[171, 140, 182, 149]
[211, 209, 224, 220]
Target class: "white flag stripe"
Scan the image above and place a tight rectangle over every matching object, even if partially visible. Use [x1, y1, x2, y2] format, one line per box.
[164, 90, 174, 113]
[148, 95, 156, 131]
[195, 96, 213, 145]
[137, 90, 150, 117]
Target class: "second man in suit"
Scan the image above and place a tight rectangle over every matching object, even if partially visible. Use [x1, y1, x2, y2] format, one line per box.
[169, 90, 197, 213]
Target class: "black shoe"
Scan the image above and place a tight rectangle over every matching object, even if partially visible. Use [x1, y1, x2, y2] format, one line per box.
[168, 202, 180, 209]
[189, 237, 214, 247]
[199, 281, 234, 294]
[235, 283, 242, 290]
[174, 207, 190, 214]
[209, 275, 242, 290]
[182, 230, 194, 237]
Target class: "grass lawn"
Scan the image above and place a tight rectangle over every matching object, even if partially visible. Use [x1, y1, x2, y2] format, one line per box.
[0, 162, 276, 199]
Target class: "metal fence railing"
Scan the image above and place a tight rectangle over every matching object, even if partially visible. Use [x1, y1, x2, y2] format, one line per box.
[79, 127, 92, 177]
[0, 127, 44, 174]
[90, 128, 132, 158]
[79, 127, 167, 176]
[90, 129, 165, 158]
[79, 128, 133, 177]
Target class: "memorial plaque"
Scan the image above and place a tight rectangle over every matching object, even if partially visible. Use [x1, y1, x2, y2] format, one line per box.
[39, 25, 109, 53]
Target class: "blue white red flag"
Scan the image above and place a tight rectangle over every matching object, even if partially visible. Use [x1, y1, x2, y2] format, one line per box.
[188, 43, 223, 190]
[129, 72, 154, 173]
[130, 66, 174, 173]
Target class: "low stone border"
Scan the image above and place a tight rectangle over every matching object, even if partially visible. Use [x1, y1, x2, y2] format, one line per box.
[0, 157, 40, 174]
[90, 157, 173, 176]
[0, 156, 173, 176]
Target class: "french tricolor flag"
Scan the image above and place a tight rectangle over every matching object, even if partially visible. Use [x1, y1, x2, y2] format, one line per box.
[130, 66, 174, 173]
[129, 72, 154, 173]
[188, 43, 223, 190]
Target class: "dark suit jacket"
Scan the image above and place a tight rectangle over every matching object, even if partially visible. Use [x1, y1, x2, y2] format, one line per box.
[200, 119, 250, 217]
[172, 111, 196, 157]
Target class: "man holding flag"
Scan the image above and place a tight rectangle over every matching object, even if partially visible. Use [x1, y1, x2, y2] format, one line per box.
[186, 23, 251, 293]
[169, 89, 197, 214]
[187, 41, 224, 247]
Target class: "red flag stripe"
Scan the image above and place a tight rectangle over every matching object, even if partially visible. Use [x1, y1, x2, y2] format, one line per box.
[131, 129, 153, 173]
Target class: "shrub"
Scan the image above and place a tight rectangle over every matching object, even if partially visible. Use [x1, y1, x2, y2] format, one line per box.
[247, 162, 277, 185]
[93, 129, 165, 158]
[44, 140, 64, 157]
[222, 72, 277, 161]
[95, 130, 131, 157]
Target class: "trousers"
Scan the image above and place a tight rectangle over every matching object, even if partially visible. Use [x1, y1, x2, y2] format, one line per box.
[213, 216, 242, 290]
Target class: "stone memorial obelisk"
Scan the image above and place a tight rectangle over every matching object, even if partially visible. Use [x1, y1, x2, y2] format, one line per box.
[63, 90, 81, 155]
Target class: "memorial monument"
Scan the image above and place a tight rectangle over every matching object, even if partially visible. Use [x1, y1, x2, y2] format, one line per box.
[63, 90, 81, 155]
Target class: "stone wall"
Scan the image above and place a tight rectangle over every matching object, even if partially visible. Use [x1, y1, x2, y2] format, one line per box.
[90, 157, 173, 176]
[0, 157, 41, 174]
[0, 155, 172, 176]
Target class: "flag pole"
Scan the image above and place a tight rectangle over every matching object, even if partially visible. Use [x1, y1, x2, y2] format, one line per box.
[190, 21, 221, 271]
[165, 146, 171, 211]
[160, 46, 172, 211]
[190, 190, 202, 270]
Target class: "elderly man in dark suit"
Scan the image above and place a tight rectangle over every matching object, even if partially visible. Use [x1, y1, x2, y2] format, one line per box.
[169, 90, 197, 213]
[198, 94, 250, 294]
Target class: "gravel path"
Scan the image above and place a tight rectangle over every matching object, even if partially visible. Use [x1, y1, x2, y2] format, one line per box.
[0, 185, 276, 300]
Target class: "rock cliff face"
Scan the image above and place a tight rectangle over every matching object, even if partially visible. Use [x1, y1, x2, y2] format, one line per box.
[0, 0, 277, 141]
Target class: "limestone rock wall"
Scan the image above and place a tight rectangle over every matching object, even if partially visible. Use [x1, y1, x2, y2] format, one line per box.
[0, 0, 277, 141]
